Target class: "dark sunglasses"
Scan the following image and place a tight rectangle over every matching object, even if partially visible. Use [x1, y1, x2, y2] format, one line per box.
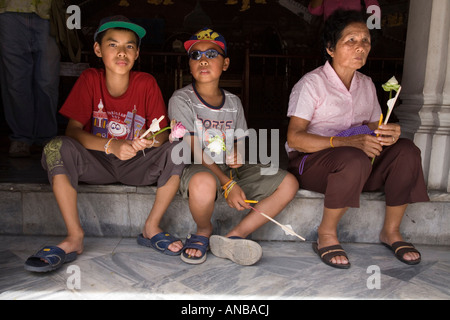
[188, 49, 225, 60]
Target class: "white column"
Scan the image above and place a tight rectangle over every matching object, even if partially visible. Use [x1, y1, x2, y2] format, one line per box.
[395, 0, 450, 192]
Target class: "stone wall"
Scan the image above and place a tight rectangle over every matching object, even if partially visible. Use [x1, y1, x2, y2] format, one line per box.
[1, 183, 449, 245]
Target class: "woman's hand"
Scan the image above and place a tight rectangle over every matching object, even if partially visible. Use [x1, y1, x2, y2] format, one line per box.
[342, 134, 383, 158]
[339, 123, 401, 157]
[288, 116, 382, 157]
[375, 123, 401, 146]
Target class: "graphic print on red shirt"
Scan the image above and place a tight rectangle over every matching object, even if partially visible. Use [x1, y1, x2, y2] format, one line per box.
[60, 68, 168, 140]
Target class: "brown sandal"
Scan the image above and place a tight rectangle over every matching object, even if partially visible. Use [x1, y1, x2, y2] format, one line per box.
[312, 242, 351, 269]
[382, 241, 421, 265]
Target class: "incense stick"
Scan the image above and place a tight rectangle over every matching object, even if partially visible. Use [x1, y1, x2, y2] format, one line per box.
[248, 205, 305, 241]
[139, 115, 165, 139]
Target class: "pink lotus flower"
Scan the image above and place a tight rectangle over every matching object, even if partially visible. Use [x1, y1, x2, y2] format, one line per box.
[169, 120, 187, 143]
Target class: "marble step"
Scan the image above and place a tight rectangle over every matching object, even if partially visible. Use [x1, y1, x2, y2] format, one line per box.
[1, 183, 449, 245]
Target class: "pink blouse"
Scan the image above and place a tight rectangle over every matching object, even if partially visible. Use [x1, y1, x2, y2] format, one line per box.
[286, 61, 381, 152]
[308, 0, 380, 20]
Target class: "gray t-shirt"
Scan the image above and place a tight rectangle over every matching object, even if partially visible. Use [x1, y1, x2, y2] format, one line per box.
[168, 83, 247, 163]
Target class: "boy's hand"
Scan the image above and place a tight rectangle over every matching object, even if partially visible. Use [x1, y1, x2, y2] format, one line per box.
[226, 149, 244, 169]
[109, 139, 138, 160]
[226, 184, 251, 211]
[131, 137, 156, 152]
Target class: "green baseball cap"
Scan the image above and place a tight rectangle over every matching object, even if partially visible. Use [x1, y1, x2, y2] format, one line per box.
[94, 15, 146, 46]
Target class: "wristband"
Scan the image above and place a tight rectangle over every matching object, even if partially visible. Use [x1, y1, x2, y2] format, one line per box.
[223, 179, 237, 199]
[222, 179, 233, 191]
[224, 181, 237, 199]
[104, 138, 116, 155]
[330, 136, 335, 148]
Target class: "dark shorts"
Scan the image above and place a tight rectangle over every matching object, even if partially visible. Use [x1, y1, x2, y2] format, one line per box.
[41, 136, 185, 190]
[288, 138, 429, 208]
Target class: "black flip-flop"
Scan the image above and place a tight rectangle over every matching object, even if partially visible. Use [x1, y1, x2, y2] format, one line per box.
[381, 241, 421, 265]
[312, 242, 351, 269]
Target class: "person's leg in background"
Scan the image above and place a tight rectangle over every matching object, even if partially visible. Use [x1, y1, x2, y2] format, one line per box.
[0, 12, 59, 157]
[31, 12, 60, 146]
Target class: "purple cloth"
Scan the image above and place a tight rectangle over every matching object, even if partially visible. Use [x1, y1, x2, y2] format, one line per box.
[335, 125, 375, 137]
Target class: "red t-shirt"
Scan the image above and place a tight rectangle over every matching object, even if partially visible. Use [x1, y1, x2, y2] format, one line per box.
[60, 68, 168, 140]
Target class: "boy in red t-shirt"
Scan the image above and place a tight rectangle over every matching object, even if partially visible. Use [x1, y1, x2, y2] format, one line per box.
[24, 16, 185, 272]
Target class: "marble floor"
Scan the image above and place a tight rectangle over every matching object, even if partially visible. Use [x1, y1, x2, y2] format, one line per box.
[1, 235, 449, 301]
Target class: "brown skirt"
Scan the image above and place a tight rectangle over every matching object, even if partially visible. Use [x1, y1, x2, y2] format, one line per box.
[287, 138, 429, 209]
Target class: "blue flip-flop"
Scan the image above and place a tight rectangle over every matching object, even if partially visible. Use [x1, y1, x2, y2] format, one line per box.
[137, 232, 182, 256]
[24, 246, 77, 273]
[181, 234, 209, 265]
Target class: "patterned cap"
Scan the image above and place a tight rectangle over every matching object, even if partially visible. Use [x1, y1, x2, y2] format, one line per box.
[184, 28, 227, 55]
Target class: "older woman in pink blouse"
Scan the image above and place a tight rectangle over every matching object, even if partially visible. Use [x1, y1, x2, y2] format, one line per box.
[287, 10, 429, 269]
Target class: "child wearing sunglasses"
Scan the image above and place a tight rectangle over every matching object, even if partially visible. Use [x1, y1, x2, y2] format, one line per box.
[168, 28, 299, 265]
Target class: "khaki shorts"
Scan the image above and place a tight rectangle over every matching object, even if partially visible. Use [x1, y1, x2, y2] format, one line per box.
[179, 163, 287, 201]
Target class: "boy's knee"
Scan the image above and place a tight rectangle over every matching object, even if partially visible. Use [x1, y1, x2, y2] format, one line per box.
[42, 136, 83, 176]
[188, 172, 217, 198]
[42, 136, 65, 171]
[43, 136, 74, 156]
[43, 136, 63, 154]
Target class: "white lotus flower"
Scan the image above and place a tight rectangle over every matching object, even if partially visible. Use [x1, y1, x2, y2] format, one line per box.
[207, 135, 226, 154]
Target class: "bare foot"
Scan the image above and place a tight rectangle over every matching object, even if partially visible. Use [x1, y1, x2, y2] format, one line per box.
[57, 234, 84, 255]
